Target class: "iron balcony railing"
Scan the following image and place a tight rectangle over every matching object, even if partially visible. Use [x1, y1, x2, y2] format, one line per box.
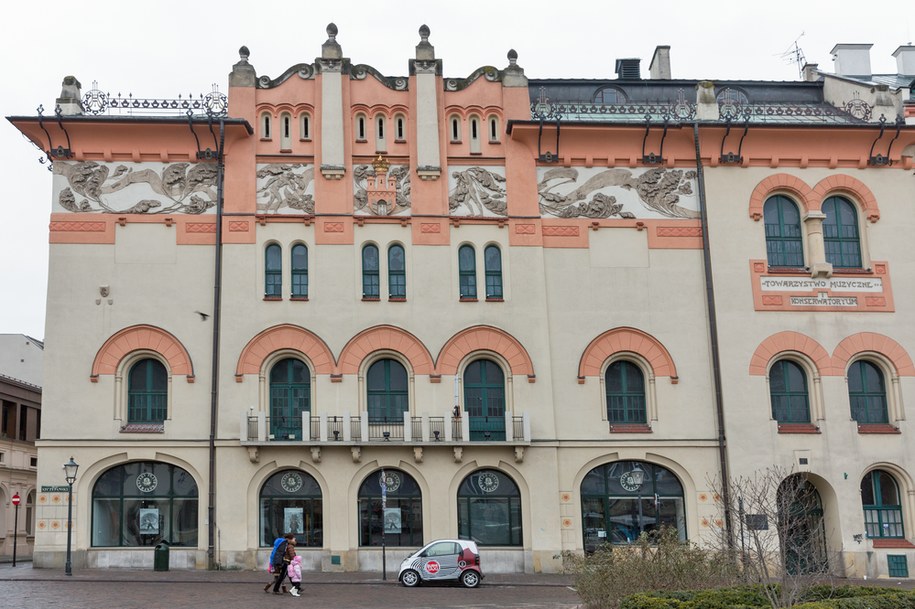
[241, 410, 531, 445]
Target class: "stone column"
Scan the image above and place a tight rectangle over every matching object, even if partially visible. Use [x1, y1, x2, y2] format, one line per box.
[410, 25, 442, 181]
[804, 211, 833, 277]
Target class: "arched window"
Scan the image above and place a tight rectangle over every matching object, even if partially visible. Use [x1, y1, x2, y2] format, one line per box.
[25, 490, 35, 535]
[362, 244, 380, 299]
[605, 361, 646, 425]
[356, 114, 367, 141]
[291, 244, 308, 298]
[299, 114, 311, 140]
[269, 358, 311, 441]
[375, 115, 386, 152]
[469, 116, 481, 154]
[593, 87, 626, 104]
[280, 112, 292, 149]
[764, 195, 803, 267]
[488, 116, 500, 143]
[769, 360, 810, 424]
[388, 244, 406, 299]
[484, 245, 503, 299]
[861, 470, 904, 539]
[260, 112, 272, 139]
[358, 469, 422, 546]
[367, 359, 408, 423]
[458, 245, 477, 299]
[849, 360, 888, 424]
[91, 461, 198, 547]
[778, 476, 828, 575]
[259, 470, 322, 547]
[450, 116, 461, 143]
[395, 115, 406, 142]
[457, 469, 521, 546]
[580, 461, 685, 551]
[464, 359, 506, 440]
[128, 359, 167, 423]
[823, 196, 862, 268]
[265, 244, 282, 298]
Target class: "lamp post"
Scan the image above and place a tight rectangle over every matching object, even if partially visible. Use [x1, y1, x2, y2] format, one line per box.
[11, 492, 20, 567]
[63, 456, 79, 576]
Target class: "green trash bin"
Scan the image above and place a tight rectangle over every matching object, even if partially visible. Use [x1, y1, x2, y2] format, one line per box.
[154, 541, 170, 571]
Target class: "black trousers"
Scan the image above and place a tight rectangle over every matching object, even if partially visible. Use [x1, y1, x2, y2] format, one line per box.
[272, 565, 289, 592]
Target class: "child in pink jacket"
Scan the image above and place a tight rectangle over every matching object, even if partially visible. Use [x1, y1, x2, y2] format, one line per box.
[287, 555, 303, 597]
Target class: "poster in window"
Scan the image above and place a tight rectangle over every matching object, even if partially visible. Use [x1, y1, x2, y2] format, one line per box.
[139, 508, 160, 535]
[284, 507, 304, 535]
[384, 507, 402, 534]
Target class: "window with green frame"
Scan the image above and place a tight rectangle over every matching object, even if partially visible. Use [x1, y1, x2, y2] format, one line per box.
[580, 461, 685, 552]
[458, 245, 477, 299]
[464, 359, 506, 441]
[861, 470, 904, 539]
[769, 360, 811, 423]
[388, 244, 406, 299]
[358, 469, 423, 547]
[269, 358, 310, 441]
[128, 359, 167, 423]
[259, 469, 322, 547]
[291, 244, 308, 298]
[605, 361, 646, 425]
[764, 195, 804, 267]
[457, 469, 521, 546]
[265, 243, 282, 297]
[848, 360, 889, 424]
[484, 245, 503, 299]
[91, 461, 198, 547]
[822, 196, 862, 268]
[367, 358, 408, 422]
[362, 244, 380, 299]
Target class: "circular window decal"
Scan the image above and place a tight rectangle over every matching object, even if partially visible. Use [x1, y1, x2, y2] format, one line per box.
[380, 471, 401, 493]
[281, 472, 303, 493]
[136, 472, 158, 493]
[478, 472, 500, 493]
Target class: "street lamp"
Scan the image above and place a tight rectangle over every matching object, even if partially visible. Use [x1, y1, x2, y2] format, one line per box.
[63, 456, 79, 576]
[11, 492, 21, 567]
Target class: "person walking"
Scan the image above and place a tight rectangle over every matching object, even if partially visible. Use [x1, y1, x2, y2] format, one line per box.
[287, 554, 303, 597]
[270, 533, 296, 595]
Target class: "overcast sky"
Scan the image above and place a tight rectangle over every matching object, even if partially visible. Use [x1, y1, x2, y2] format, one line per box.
[1, 1, 910, 340]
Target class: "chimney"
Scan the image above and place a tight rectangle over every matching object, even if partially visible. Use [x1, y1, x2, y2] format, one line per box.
[56, 75, 83, 116]
[830, 43, 873, 77]
[802, 63, 820, 82]
[649, 46, 671, 79]
[893, 45, 915, 75]
[615, 58, 641, 80]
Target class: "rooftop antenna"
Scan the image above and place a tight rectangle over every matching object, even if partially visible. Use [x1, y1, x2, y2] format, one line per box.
[778, 32, 807, 79]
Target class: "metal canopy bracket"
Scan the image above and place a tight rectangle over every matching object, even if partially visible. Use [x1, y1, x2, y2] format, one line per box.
[532, 87, 561, 163]
[36, 105, 73, 169]
[719, 114, 750, 164]
[868, 115, 902, 166]
[641, 114, 669, 165]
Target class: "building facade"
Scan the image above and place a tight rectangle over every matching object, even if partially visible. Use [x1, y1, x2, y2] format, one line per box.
[0, 334, 43, 562]
[8, 26, 915, 578]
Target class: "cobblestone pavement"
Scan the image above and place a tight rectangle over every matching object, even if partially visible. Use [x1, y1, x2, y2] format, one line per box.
[0, 563, 583, 609]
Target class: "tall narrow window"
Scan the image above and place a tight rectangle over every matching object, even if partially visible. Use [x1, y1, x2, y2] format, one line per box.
[605, 361, 646, 425]
[375, 116, 386, 152]
[849, 360, 889, 424]
[450, 116, 461, 142]
[291, 244, 308, 298]
[127, 359, 167, 423]
[459, 245, 477, 299]
[861, 470, 904, 539]
[300, 114, 311, 140]
[362, 244, 380, 299]
[769, 360, 810, 423]
[395, 115, 405, 141]
[280, 112, 292, 149]
[269, 358, 310, 441]
[764, 195, 804, 267]
[469, 117, 481, 154]
[464, 360, 506, 440]
[388, 244, 406, 299]
[366, 359, 408, 422]
[265, 244, 282, 298]
[823, 196, 862, 268]
[489, 116, 500, 142]
[484, 245, 503, 299]
[261, 112, 272, 139]
[356, 114, 366, 141]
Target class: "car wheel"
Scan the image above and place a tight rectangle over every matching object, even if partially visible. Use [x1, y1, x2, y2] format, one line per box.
[400, 569, 421, 587]
[460, 570, 481, 588]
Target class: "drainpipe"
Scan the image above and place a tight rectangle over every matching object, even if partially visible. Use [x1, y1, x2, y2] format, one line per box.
[207, 119, 226, 569]
[691, 122, 734, 549]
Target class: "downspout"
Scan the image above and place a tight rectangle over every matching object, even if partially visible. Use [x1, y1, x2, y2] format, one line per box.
[207, 119, 226, 569]
[691, 122, 734, 549]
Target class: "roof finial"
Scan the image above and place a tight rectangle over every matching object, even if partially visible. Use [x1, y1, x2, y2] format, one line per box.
[327, 23, 338, 41]
[238, 46, 250, 63]
[419, 24, 430, 42]
[508, 49, 518, 66]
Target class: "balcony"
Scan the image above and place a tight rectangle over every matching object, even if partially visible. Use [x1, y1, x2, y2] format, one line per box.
[240, 410, 532, 463]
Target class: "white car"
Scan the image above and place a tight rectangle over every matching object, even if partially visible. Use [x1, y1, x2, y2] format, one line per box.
[398, 539, 484, 588]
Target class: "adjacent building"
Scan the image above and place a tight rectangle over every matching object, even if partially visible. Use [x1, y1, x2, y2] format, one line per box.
[7, 26, 915, 578]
